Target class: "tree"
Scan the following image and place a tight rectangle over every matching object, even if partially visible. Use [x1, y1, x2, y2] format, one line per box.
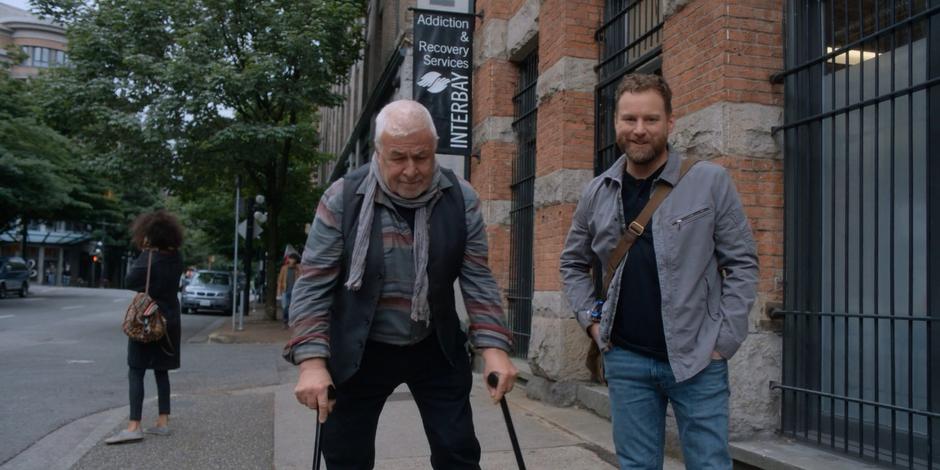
[35, 0, 365, 318]
[0, 49, 122, 247]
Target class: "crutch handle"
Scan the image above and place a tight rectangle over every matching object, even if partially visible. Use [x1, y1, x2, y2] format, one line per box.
[487, 372, 499, 389]
[312, 385, 336, 470]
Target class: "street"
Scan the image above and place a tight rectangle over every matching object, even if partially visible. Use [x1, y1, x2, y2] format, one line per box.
[0, 286, 286, 469]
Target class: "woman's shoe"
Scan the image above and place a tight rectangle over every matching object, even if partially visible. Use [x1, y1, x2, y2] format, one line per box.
[143, 426, 171, 436]
[104, 429, 144, 444]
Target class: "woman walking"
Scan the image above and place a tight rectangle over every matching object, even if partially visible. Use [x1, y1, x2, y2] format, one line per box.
[106, 210, 184, 444]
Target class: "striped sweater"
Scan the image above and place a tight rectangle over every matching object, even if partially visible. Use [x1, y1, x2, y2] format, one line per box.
[283, 173, 512, 364]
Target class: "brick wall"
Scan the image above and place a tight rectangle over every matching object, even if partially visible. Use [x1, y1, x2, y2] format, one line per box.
[473, 61, 517, 128]
[533, 0, 602, 299]
[533, 204, 575, 291]
[664, 0, 785, 306]
[664, 0, 784, 117]
[713, 156, 784, 303]
[471, 2, 520, 298]
[539, 0, 602, 70]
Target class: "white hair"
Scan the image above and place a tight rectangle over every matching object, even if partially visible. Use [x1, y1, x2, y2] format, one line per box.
[373, 100, 438, 152]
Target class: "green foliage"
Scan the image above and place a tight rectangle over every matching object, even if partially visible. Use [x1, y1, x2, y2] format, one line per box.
[33, 0, 366, 314]
[0, 60, 123, 233]
[166, 192, 235, 268]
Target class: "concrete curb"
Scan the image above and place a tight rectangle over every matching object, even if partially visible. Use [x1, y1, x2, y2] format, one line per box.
[1, 405, 130, 470]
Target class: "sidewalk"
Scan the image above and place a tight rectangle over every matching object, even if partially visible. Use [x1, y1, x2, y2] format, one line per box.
[205, 305, 291, 345]
[25, 306, 685, 470]
[209, 307, 683, 469]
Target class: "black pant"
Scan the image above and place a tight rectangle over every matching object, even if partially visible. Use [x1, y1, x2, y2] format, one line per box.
[128, 367, 170, 421]
[321, 334, 481, 470]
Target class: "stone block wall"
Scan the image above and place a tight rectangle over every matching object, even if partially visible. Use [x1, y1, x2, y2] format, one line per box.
[471, 0, 604, 388]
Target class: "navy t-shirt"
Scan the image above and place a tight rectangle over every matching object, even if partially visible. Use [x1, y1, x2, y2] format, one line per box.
[610, 163, 669, 362]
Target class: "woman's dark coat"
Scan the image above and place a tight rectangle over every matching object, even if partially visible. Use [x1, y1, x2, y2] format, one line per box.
[124, 250, 184, 370]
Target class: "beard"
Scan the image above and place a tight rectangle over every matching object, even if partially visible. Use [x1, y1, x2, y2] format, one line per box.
[617, 132, 668, 165]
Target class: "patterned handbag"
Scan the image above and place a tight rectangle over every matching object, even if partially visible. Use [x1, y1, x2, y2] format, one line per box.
[122, 250, 167, 343]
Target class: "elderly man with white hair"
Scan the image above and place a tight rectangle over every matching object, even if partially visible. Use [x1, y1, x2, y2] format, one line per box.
[284, 99, 518, 469]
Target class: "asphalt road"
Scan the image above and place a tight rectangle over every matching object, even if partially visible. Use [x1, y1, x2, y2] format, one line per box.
[0, 286, 286, 467]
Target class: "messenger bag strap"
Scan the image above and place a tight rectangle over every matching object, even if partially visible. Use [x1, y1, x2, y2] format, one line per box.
[145, 249, 153, 295]
[601, 158, 700, 296]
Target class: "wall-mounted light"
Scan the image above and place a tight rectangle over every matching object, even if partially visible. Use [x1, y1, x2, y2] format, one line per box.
[827, 46, 879, 66]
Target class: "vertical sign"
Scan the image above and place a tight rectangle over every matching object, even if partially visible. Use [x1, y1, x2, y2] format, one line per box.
[413, 9, 473, 155]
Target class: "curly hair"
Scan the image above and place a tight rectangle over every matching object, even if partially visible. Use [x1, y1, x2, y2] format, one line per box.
[130, 209, 184, 250]
[615, 73, 673, 116]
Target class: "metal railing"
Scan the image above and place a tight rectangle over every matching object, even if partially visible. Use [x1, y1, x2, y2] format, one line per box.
[778, 1, 940, 468]
[507, 51, 538, 358]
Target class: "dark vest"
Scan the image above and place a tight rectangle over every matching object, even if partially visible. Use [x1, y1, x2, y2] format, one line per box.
[330, 164, 467, 385]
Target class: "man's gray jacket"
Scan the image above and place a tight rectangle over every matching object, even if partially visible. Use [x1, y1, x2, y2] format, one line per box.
[560, 151, 759, 382]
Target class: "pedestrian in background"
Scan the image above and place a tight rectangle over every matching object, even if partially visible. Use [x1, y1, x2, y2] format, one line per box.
[560, 74, 759, 469]
[278, 253, 301, 327]
[105, 209, 184, 444]
[284, 99, 517, 469]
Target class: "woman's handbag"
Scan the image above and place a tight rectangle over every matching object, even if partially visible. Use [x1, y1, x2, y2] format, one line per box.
[122, 250, 167, 343]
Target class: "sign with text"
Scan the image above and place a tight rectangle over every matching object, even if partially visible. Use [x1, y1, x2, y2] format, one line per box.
[413, 10, 473, 155]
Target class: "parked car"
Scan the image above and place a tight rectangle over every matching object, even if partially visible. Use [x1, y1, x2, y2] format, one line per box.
[0, 256, 30, 298]
[180, 270, 234, 315]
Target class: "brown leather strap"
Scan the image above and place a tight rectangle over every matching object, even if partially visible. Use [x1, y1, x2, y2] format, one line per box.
[601, 159, 700, 296]
[144, 249, 153, 295]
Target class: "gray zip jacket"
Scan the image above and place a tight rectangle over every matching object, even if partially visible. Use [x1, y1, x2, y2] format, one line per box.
[560, 151, 759, 382]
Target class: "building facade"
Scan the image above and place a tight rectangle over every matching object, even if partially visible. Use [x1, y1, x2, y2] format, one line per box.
[319, 0, 939, 467]
[0, 4, 95, 287]
[0, 3, 68, 76]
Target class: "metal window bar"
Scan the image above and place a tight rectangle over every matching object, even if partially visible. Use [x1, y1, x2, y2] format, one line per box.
[507, 51, 538, 359]
[779, 1, 939, 468]
[594, 0, 664, 176]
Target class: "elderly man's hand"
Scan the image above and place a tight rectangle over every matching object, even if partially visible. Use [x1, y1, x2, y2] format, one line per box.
[481, 348, 518, 403]
[294, 358, 336, 423]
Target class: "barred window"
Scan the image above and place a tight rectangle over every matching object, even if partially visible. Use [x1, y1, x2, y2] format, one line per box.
[777, 1, 940, 468]
[594, 0, 663, 174]
[507, 50, 538, 358]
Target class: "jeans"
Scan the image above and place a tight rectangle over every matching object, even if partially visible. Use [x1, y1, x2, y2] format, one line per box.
[604, 346, 731, 470]
[321, 333, 481, 470]
[128, 367, 170, 421]
[282, 291, 291, 325]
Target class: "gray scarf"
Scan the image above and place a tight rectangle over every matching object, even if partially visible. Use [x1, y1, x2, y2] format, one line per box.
[344, 156, 443, 325]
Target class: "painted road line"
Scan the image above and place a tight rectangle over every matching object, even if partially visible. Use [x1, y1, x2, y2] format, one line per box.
[0, 314, 14, 319]
[67, 360, 95, 364]
[61, 305, 85, 310]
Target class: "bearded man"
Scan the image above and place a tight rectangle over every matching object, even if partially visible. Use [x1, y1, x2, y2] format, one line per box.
[560, 73, 758, 470]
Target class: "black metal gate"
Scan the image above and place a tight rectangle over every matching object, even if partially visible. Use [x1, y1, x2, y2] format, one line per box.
[595, 0, 664, 175]
[775, 1, 940, 467]
[508, 51, 538, 358]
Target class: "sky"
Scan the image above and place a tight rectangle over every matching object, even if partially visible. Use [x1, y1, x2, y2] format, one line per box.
[1, 1, 33, 11]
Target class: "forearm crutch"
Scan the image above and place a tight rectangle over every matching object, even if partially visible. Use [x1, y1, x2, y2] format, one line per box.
[487, 372, 526, 470]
